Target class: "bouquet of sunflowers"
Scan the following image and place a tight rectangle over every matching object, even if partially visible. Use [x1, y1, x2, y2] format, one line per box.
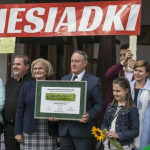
[91, 126, 124, 150]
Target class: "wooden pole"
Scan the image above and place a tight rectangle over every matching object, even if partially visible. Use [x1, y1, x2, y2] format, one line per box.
[72, 37, 78, 50]
[96, 35, 116, 127]
[48, 45, 57, 80]
[83, 44, 94, 74]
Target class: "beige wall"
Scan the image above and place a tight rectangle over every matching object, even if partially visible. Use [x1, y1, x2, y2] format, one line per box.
[0, 44, 24, 84]
[0, 54, 7, 84]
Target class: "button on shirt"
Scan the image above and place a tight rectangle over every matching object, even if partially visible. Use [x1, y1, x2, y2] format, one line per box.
[71, 70, 85, 81]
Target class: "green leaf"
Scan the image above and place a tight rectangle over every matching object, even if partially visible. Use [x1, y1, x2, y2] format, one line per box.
[102, 129, 124, 150]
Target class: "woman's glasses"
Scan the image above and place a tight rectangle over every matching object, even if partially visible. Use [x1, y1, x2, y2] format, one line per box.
[33, 67, 45, 71]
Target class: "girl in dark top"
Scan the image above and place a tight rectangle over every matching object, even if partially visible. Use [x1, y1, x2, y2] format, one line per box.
[101, 77, 139, 150]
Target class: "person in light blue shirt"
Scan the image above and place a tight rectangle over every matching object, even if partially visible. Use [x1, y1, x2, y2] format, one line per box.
[130, 60, 150, 150]
[0, 78, 5, 125]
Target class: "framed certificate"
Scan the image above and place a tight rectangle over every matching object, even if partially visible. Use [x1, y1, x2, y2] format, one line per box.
[34, 80, 87, 120]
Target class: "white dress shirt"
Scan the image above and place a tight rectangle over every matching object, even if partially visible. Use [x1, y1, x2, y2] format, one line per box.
[71, 70, 85, 81]
[120, 62, 133, 82]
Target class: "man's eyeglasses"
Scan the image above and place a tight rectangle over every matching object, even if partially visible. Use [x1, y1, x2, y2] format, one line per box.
[33, 67, 45, 71]
[73, 50, 87, 60]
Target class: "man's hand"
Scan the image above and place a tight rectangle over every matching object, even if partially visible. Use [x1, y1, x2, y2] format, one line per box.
[121, 49, 133, 65]
[107, 131, 119, 139]
[15, 134, 23, 143]
[49, 117, 59, 122]
[79, 112, 89, 123]
[128, 59, 136, 69]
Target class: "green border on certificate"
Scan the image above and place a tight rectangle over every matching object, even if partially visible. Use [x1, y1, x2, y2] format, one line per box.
[34, 80, 87, 120]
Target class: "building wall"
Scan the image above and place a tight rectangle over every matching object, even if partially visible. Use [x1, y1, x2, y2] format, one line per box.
[0, 44, 24, 84]
[0, 0, 150, 83]
[0, 54, 7, 84]
[11, 44, 24, 77]
[0, 0, 25, 84]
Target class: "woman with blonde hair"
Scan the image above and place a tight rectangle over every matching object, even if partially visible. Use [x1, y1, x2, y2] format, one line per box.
[130, 60, 150, 150]
[15, 58, 58, 150]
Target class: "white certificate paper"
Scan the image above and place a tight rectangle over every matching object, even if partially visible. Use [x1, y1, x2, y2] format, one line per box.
[40, 87, 81, 114]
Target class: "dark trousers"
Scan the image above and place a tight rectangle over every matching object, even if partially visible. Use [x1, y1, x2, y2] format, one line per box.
[60, 131, 93, 150]
[4, 121, 20, 150]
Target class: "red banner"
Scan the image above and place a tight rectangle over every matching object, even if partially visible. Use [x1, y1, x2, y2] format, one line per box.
[0, 1, 141, 37]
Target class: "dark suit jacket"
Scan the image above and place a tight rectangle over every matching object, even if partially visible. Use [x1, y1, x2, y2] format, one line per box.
[59, 71, 103, 138]
[15, 80, 58, 136]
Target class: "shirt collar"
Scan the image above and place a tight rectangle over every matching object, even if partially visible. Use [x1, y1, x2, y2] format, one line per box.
[112, 101, 125, 108]
[131, 78, 150, 91]
[72, 70, 85, 80]
[14, 73, 29, 82]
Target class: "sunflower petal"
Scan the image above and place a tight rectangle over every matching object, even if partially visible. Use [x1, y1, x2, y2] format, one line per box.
[91, 126, 105, 141]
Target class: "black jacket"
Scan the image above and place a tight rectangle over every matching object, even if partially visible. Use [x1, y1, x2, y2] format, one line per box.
[4, 73, 34, 124]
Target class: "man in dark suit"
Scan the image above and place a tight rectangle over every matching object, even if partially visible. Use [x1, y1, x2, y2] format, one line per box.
[59, 50, 103, 150]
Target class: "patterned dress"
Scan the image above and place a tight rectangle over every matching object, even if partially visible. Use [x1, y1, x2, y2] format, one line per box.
[20, 119, 57, 150]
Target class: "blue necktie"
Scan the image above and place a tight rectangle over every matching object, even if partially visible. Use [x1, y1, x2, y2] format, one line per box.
[73, 76, 78, 81]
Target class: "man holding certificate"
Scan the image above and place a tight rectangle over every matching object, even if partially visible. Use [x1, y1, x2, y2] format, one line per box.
[50, 50, 103, 150]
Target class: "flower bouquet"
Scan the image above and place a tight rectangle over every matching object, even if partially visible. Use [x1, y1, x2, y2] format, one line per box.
[91, 126, 124, 150]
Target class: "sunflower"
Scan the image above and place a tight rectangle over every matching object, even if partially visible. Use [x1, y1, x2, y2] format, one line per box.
[91, 126, 105, 141]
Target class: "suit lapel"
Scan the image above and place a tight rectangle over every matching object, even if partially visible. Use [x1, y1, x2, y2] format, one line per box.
[66, 71, 88, 81]
[81, 71, 89, 81]
[67, 74, 73, 80]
